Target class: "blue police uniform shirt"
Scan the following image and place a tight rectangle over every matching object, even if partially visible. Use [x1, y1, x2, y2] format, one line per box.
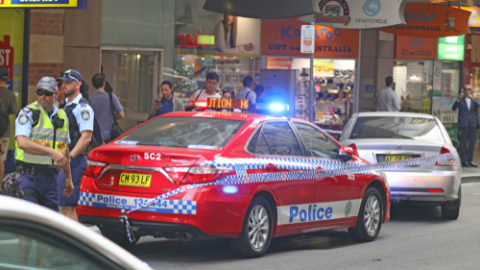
[15, 104, 71, 143]
[65, 93, 94, 133]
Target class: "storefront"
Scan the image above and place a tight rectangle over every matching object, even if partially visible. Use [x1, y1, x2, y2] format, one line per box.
[172, 4, 358, 130]
[173, 0, 261, 102]
[260, 18, 358, 129]
[392, 34, 464, 139]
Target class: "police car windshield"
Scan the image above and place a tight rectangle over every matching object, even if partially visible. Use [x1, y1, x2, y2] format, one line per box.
[116, 117, 246, 149]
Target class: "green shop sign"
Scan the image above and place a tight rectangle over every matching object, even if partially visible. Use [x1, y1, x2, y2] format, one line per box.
[438, 35, 465, 61]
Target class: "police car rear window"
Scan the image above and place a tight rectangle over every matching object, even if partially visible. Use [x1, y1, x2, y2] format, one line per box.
[115, 117, 246, 149]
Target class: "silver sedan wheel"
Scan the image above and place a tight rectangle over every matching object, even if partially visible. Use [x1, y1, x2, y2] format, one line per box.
[247, 205, 270, 251]
[363, 195, 381, 237]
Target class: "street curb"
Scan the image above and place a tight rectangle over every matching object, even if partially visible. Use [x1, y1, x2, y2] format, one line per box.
[461, 176, 480, 184]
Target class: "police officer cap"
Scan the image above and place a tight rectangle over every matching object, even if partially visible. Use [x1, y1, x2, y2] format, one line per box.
[59, 69, 82, 82]
[0, 67, 8, 80]
[37, 76, 58, 93]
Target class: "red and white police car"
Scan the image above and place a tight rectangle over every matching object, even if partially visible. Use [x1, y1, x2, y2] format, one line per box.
[78, 111, 390, 257]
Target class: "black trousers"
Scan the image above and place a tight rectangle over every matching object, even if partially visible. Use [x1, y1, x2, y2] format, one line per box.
[459, 127, 477, 162]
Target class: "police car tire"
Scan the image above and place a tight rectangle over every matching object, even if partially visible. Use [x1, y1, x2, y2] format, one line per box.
[99, 228, 138, 249]
[348, 187, 383, 242]
[233, 196, 273, 258]
[442, 186, 461, 220]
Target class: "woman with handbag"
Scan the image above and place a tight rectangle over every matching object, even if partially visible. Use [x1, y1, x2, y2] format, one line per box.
[89, 73, 125, 143]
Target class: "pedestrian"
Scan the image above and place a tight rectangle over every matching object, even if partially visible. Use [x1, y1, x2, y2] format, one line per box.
[221, 88, 241, 112]
[89, 73, 124, 143]
[452, 87, 480, 167]
[254, 84, 267, 114]
[187, 72, 221, 110]
[57, 69, 94, 221]
[377, 76, 400, 112]
[148, 80, 184, 119]
[236, 75, 256, 112]
[0, 67, 18, 193]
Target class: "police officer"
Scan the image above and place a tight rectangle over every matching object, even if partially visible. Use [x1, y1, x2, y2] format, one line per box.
[57, 69, 94, 221]
[15, 76, 74, 210]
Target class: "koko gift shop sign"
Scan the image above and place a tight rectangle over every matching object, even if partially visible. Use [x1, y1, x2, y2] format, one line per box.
[261, 18, 359, 58]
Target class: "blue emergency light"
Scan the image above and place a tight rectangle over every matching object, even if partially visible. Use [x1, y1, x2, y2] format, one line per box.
[268, 103, 289, 113]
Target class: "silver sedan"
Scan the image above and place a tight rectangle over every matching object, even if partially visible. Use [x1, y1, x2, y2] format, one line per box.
[340, 112, 461, 220]
[0, 196, 152, 269]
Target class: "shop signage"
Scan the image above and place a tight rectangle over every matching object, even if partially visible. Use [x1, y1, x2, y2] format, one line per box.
[313, 59, 333, 76]
[300, 25, 315, 53]
[0, 0, 79, 8]
[461, 6, 480, 27]
[262, 18, 359, 58]
[381, 4, 470, 38]
[438, 35, 465, 61]
[395, 35, 436, 60]
[298, 0, 405, 29]
[0, 35, 13, 81]
[267, 57, 293, 69]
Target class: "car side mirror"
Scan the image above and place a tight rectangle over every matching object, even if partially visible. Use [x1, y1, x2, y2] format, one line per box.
[337, 146, 354, 162]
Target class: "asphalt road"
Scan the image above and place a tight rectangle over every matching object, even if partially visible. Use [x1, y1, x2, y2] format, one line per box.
[133, 182, 480, 270]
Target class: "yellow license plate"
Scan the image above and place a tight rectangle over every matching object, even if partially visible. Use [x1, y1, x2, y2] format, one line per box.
[119, 173, 152, 188]
[384, 155, 413, 162]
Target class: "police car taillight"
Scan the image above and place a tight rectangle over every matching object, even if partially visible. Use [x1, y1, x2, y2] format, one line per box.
[85, 159, 107, 178]
[166, 166, 233, 185]
[435, 147, 455, 168]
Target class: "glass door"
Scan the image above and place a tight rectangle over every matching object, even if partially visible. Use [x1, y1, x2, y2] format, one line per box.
[101, 47, 162, 130]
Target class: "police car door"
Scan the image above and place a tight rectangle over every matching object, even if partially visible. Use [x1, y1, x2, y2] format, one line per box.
[292, 122, 361, 225]
[246, 121, 316, 229]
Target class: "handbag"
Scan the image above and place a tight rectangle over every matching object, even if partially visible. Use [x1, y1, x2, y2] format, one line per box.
[106, 92, 124, 143]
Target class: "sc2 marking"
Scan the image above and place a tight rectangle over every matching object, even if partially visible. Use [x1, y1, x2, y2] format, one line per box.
[144, 152, 161, 160]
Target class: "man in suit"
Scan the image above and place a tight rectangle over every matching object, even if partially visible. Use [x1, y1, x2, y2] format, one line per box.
[452, 87, 480, 167]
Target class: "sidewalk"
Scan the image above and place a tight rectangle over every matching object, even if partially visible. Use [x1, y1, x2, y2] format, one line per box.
[461, 167, 480, 183]
[462, 141, 480, 183]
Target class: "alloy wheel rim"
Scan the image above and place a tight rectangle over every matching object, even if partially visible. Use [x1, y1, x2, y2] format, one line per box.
[364, 195, 381, 237]
[247, 205, 270, 251]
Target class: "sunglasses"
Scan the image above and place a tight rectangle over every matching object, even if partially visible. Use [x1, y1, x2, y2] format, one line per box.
[36, 89, 54, 96]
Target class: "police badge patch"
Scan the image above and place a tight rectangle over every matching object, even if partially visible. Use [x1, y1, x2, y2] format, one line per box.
[81, 110, 90, 120]
[18, 114, 29, 125]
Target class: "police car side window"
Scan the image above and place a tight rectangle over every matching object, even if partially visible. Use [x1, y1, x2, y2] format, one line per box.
[293, 122, 339, 158]
[247, 127, 270, 155]
[262, 122, 303, 156]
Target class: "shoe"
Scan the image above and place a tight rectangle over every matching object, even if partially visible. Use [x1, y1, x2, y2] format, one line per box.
[469, 162, 478, 167]
[461, 161, 470, 167]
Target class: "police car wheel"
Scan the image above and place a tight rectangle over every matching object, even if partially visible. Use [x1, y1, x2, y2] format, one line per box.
[233, 196, 273, 257]
[349, 187, 383, 242]
[99, 227, 138, 249]
[442, 186, 461, 220]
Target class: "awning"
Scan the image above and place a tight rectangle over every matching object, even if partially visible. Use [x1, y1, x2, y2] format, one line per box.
[202, 0, 468, 20]
[202, 0, 314, 19]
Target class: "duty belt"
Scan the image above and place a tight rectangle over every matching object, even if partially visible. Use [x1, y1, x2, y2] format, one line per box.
[16, 165, 58, 176]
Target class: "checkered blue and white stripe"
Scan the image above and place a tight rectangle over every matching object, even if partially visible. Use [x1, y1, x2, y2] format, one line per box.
[79, 192, 197, 215]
